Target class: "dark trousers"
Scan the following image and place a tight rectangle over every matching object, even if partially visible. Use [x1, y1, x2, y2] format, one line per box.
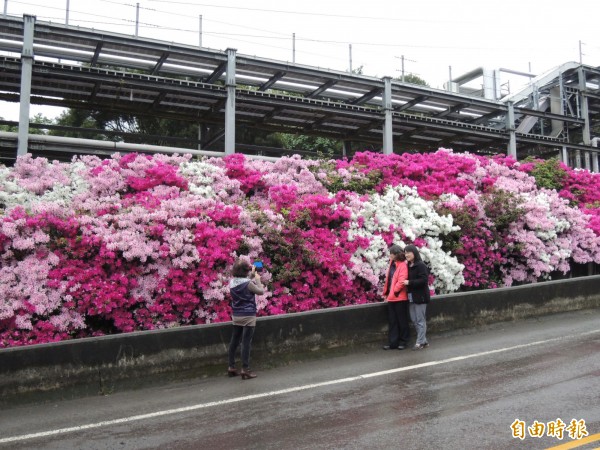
[387, 300, 410, 347]
[228, 325, 255, 369]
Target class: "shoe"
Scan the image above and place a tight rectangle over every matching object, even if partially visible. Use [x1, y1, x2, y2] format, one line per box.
[227, 367, 239, 377]
[412, 343, 427, 351]
[382, 345, 398, 350]
[397, 345, 406, 350]
[240, 368, 257, 380]
[422, 342, 429, 348]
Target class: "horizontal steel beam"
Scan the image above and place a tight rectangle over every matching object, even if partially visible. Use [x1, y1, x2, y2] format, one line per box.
[515, 107, 585, 124]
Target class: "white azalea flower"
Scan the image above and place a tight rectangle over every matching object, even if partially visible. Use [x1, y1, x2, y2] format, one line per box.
[349, 185, 464, 294]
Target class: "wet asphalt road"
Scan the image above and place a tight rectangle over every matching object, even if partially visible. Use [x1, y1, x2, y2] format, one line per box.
[1, 309, 599, 450]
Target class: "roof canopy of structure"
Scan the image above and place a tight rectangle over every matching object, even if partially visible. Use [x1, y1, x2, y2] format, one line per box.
[1, 14, 599, 162]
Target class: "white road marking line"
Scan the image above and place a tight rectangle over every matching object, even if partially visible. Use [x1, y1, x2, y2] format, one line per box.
[1, 329, 598, 444]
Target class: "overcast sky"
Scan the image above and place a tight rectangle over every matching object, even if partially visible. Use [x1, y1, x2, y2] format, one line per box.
[1, 0, 599, 120]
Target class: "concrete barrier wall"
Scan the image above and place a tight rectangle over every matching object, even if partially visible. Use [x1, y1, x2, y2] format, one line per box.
[1, 275, 599, 404]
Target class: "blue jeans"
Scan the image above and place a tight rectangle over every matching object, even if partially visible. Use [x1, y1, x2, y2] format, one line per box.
[228, 325, 255, 369]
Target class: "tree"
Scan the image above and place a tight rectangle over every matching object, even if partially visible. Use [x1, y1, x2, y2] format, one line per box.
[29, 113, 54, 135]
[51, 108, 109, 140]
[396, 73, 429, 87]
[52, 108, 200, 146]
[0, 117, 17, 132]
[0, 113, 53, 134]
[275, 133, 342, 156]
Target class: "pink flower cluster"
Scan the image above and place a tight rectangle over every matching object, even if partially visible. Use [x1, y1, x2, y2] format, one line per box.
[1, 149, 599, 347]
[558, 169, 600, 236]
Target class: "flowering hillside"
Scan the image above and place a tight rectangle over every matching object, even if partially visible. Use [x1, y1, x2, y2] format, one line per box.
[1, 149, 599, 347]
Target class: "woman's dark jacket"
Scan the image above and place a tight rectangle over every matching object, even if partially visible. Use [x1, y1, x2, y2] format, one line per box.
[407, 261, 430, 304]
[229, 278, 258, 316]
[229, 278, 264, 316]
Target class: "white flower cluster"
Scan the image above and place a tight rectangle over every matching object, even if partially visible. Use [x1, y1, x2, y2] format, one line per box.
[0, 166, 27, 209]
[420, 237, 465, 293]
[521, 190, 571, 241]
[178, 160, 221, 198]
[350, 185, 464, 294]
[362, 185, 458, 240]
[347, 234, 389, 286]
[0, 162, 89, 214]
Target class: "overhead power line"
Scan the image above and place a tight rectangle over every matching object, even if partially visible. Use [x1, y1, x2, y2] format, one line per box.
[10, 0, 581, 53]
[145, 0, 424, 22]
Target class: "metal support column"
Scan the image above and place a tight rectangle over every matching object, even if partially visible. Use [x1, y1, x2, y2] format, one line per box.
[561, 146, 568, 167]
[584, 152, 591, 171]
[593, 138, 600, 173]
[506, 102, 517, 159]
[382, 77, 393, 155]
[342, 140, 351, 159]
[578, 66, 591, 171]
[575, 150, 582, 169]
[197, 124, 203, 150]
[17, 14, 35, 157]
[224, 48, 236, 155]
[550, 74, 564, 138]
[578, 67, 591, 146]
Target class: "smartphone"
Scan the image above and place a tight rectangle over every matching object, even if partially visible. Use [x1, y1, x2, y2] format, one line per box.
[252, 261, 264, 272]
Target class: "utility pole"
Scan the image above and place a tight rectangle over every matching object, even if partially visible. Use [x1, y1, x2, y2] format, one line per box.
[348, 44, 352, 73]
[60, 0, 70, 63]
[579, 40, 583, 64]
[199, 15, 203, 47]
[401, 55, 405, 82]
[135, 2, 139, 37]
[394, 55, 415, 82]
[292, 33, 295, 63]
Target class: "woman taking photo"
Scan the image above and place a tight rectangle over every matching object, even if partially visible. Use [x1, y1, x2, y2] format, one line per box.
[403, 244, 430, 350]
[228, 259, 264, 379]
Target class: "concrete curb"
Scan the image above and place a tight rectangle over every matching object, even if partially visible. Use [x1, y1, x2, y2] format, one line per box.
[1, 275, 599, 404]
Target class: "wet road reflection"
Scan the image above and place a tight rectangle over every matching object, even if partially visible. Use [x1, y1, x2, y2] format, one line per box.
[1, 310, 598, 450]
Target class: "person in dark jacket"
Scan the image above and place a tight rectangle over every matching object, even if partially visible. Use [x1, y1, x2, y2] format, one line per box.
[403, 244, 430, 350]
[228, 259, 264, 379]
[382, 244, 410, 350]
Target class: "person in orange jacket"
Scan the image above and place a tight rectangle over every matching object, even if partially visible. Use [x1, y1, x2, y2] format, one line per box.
[382, 244, 410, 350]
